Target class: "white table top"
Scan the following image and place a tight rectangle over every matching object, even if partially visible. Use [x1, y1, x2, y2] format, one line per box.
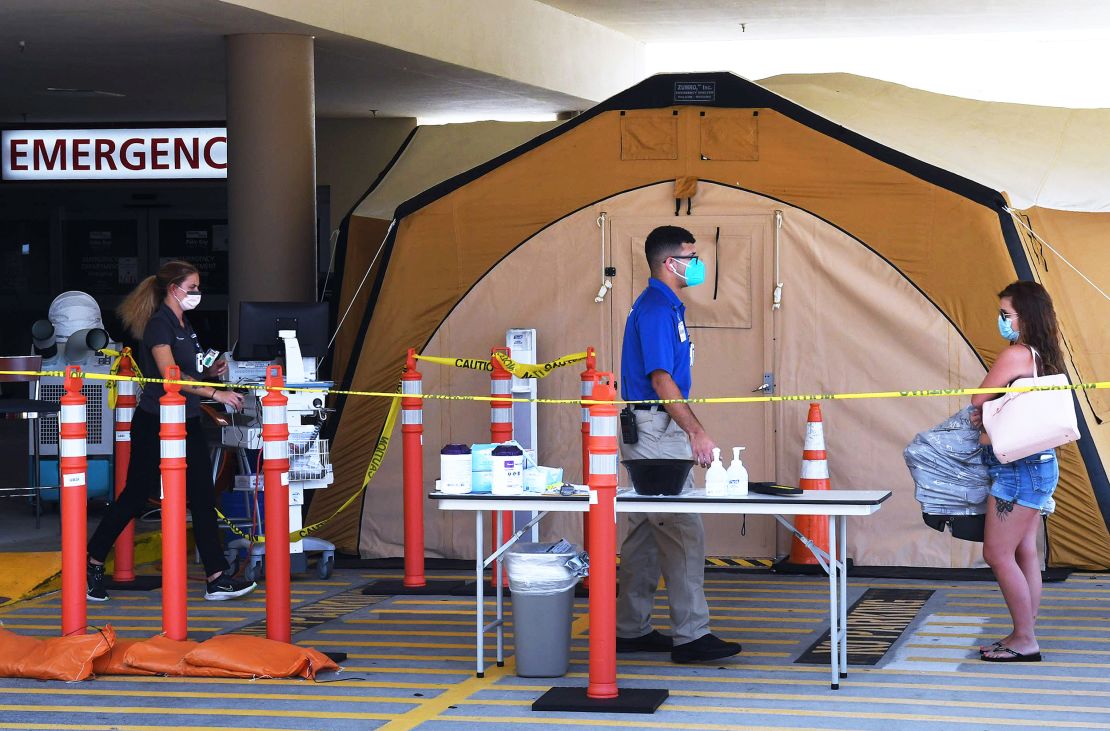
[431, 488, 892, 516]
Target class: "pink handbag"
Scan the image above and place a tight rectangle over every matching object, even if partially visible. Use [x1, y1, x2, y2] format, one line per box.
[982, 347, 1079, 463]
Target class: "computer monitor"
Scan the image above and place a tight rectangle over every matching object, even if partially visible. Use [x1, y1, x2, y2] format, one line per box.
[234, 301, 329, 361]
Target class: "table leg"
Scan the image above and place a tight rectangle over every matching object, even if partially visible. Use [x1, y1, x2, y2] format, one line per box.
[827, 514, 839, 690]
[496, 509, 505, 667]
[839, 515, 848, 679]
[476, 510, 485, 678]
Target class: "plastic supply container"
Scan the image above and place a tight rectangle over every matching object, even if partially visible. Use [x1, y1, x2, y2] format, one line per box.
[491, 443, 525, 495]
[439, 443, 472, 494]
[506, 542, 582, 677]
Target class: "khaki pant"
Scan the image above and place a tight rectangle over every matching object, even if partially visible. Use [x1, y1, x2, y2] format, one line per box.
[616, 408, 710, 645]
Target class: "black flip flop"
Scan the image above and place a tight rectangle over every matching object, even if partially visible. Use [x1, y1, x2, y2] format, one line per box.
[978, 640, 1004, 655]
[980, 646, 1042, 663]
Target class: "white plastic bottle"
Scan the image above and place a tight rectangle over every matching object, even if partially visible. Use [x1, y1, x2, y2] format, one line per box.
[705, 447, 728, 497]
[727, 447, 749, 497]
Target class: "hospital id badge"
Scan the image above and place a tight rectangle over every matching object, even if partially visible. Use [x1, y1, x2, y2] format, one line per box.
[690, 341, 696, 366]
[677, 320, 687, 343]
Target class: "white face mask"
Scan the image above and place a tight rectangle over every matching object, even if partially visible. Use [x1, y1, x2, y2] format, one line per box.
[174, 285, 202, 311]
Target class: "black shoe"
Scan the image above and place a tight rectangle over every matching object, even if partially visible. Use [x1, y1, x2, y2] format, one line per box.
[87, 560, 109, 602]
[616, 629, 673, 653]
[671, 633, 742, 664]
[204, 573, 257, 601]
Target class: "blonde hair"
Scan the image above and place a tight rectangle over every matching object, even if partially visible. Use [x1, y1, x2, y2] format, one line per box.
[117, 260, 198, 339]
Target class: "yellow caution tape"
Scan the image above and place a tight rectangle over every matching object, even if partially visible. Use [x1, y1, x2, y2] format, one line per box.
[414, 350, 587, 379]
[99, 348, 143, 410]
[214, 393, 401, 544]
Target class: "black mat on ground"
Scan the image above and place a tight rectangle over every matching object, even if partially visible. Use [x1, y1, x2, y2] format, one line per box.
[796, 587, 934, 666]
[103, 575, 162, 591]
[335, 555, 472, 571]
[773, 558, 854, 575]
[532, 687, 668, 714]
[847, 566, 1071, 582]
[361, 579, 469, 595]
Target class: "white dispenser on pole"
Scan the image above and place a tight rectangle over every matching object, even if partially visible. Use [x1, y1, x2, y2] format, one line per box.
[727, 447, 749, 496]
[704, 447, 728, 497]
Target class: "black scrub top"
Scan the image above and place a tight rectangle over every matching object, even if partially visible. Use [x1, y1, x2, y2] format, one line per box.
[136, 303, 205, 417]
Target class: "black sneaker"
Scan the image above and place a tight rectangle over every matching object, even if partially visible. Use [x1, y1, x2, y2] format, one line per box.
[616, 629, 673, 653]
[87, 560, 109, 602]
[671, 633, 742, 664]
[204, 573, 257, 601]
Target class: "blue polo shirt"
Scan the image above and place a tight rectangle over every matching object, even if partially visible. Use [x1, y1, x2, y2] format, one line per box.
[621, 278, 692, 401]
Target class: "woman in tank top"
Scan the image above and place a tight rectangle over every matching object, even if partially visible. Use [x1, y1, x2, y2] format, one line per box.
[969, 280, 1065, 662]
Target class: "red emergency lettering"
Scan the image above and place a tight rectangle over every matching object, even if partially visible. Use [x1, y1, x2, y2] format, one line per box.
[174, 137, 199, 169]
[71, 138, 91, 171]
[8, 138, 29, 171]
[120, 138, 145, 170]
[94, 139, 117, 170]
[33, 138, 66, 170]
[203, 136, 227, 169]
[150, 137, 169, 170]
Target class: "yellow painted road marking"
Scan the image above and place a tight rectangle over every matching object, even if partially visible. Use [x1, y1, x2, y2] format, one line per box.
[917, 631, 1110, 643]
[0, 705, 395, 721]
[346, 653, 476, 663]
[902, 656, 1110, 668]
[0, 725, 319, 731]
[376, 659, 511, 731]
[907, 643, 1110, 656]
[0, 687, 416, 704]
[110, 675, 451, 689]
[927, 620, 1110, 631]
[443, 715, 835, 731]
[951, 602, 1110, 612]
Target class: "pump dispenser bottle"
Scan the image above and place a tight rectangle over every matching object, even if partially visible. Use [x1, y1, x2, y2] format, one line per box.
[705, 447, 728, 496]
[727, 447, 748, 496]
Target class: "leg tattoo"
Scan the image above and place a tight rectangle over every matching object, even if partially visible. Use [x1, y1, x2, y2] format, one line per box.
[995, 499, 1015, 521]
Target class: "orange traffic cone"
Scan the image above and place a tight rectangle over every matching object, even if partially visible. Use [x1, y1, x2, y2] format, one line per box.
[787, 403, 830, 565]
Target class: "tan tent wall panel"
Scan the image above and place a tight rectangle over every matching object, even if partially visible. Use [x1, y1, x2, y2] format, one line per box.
[355, 182, 988, 566]
[317, 104, 1104, 565]
[1016, 206, 1110, 568]
[331, 216, 390, 388]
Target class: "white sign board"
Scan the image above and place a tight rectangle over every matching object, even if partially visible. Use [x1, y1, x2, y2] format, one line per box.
[2, 128, 227, 180]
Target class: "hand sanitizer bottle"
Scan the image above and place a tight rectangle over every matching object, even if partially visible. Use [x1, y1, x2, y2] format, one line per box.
[705, 447, 728, 497]
[727, 447, 748, 496]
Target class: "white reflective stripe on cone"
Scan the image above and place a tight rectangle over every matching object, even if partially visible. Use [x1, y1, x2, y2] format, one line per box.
[589, 415, 618, 437]
[115, 407, 134, 423]
[589, 453, 618, 475]
[59, 438, 86, 458]
[804, 422, 825, 449]
[60, 404, 85, 423]
[118, 380, 137, 395]
[160, 404, 186, 423]
[160, 439, 187, 459]
[491, 407, 512, 423]
[800, 460, 830, 479]
[580, 407, 590, 423]
[402, 380, 422, 395]
[262, 440, 289, 460]
[262, 405, 286, 424]
[491, 380, 511, 395]
[401, 410, 423, 425]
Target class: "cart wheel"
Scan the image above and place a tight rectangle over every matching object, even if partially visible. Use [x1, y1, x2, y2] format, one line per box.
[317, 555, 334, 580]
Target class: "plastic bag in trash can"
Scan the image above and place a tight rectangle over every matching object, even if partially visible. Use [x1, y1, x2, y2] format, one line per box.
[505, 541, 586, 595]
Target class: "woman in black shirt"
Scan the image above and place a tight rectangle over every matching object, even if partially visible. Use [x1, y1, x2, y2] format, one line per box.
[87, 260, 255, 601]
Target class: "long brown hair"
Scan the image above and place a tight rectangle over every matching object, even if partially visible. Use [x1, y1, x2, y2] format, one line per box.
[998, 280, 1065, 376]
[117, 260, 198, 339]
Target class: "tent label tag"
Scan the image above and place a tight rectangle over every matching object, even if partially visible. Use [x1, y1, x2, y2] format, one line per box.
[674, 82, 716, 103]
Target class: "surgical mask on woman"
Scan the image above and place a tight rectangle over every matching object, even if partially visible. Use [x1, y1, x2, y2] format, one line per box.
[997, 314, 1019, 342]
[669, 256, 706, 287]
[174, 284, 202, 311]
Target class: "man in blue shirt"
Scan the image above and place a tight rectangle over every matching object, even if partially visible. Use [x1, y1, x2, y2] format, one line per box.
[617, 225, 742, 664]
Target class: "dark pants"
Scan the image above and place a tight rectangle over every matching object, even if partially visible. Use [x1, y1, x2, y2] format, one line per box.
[88, 407, 229, 577]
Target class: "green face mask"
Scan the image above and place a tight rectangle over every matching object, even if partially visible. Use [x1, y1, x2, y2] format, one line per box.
[671, 257, 705, 287]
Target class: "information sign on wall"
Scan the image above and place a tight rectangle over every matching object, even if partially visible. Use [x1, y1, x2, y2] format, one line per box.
[2, 128, 227, 180]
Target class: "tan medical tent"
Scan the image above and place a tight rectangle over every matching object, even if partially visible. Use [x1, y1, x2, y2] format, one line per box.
[314, 72, 1110, 569]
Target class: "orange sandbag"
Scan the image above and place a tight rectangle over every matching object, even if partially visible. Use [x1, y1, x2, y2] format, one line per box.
[184, 634, 339, 679]
[122, 634, 199, 675]
[0, 625, 115, 681]
[92, 638, 156, 676]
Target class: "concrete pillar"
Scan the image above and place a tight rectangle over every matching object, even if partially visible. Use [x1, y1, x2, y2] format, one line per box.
[226, 34, 317, 341]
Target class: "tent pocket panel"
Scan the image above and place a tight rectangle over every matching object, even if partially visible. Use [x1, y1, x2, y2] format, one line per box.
[620, 112, 679, 160]
[699, 110, 759, 161]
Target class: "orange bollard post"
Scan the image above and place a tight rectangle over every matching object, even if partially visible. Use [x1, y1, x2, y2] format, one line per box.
[579, 347, 596, 589]
[788, 403, 831, 565]
[585, 373, 619, 699]
[111, 349, 137, 583]
[261, 365, 291, 642]
[159, 365, 188, 641]
[401, 349, 426, 589]
[489, 347, 513, 564]
[59, 366, 88, 636]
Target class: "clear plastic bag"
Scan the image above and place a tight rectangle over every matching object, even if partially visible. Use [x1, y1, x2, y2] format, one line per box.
[904, 406, 990, 516]
[505, 541, 587, 596]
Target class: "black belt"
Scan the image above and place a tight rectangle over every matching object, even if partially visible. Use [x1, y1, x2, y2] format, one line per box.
[631, 404, 663, 411]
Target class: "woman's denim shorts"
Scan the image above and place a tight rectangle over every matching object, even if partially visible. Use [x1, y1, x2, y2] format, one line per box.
[981, 445, 1059, 511]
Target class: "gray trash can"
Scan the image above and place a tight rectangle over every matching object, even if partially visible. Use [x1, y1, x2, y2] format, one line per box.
[505, 541, 583, 678]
